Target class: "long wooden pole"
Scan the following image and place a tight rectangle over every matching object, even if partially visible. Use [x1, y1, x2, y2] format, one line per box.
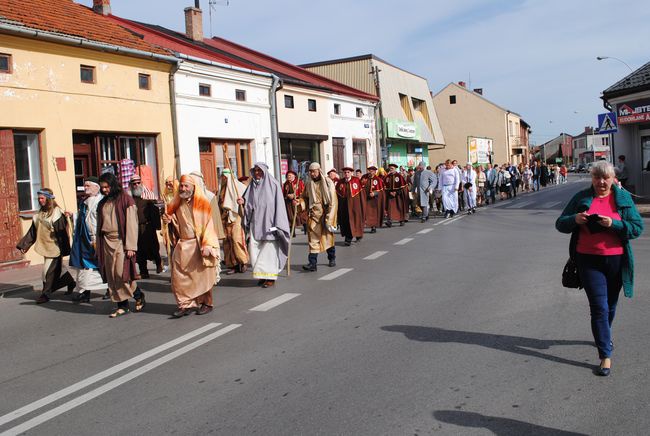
[51, 157, 73, 243]
[287, 199, 298, 276]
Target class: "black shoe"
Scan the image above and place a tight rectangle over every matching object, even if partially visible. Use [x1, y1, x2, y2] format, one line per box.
[385, 221, 392, 228]
[596, 367, 611, 377]
[370, 227, 377, 233]
[302, 264, 317, 272]
[73, 290, 91, 303]
[172, 308, 193, 318]
[140, 272, 150, 279]
[328, 259, 336, 267]
[420, 218, 426, 223]
[399, 221, 405, 226]
[344, 240, 351, 246]
[102, 290, 111, 300]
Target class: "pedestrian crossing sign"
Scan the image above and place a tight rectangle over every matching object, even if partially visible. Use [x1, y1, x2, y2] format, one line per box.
[597, 112, 617, 134]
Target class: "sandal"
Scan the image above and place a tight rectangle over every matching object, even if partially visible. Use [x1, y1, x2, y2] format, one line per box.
[135, 293, 146, 312]
[109, 308, 130, 318]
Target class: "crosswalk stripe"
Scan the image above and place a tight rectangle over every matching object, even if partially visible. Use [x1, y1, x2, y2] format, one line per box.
[318, 268, 353, 281]
[364, 251, 388, 260]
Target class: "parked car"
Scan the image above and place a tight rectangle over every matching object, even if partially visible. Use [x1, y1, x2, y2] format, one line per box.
[568, 165, 576, 172]
[577, 164, 587, 173]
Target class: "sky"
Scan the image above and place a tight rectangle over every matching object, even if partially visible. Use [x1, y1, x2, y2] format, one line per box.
[80, 0, 650, 145]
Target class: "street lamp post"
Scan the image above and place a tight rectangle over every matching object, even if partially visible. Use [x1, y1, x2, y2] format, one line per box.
[596, 56, 634, 72]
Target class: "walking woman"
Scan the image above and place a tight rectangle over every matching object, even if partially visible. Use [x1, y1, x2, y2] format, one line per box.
[556, 161, 643, 376]
[17, 188, 75, 304]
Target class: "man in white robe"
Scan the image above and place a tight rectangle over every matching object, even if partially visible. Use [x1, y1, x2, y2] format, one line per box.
[440, 160, 460, 218]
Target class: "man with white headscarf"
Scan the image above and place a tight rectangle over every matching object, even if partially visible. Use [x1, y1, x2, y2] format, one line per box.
[190, 170, 226, 241]
[219, 168, 249, 274]
[68, 176, 106, 302]
[301, 162, 338, 271]
[238, 163, 290, 288]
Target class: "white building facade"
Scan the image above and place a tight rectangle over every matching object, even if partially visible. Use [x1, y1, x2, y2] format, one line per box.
[174, 60, 274, 191]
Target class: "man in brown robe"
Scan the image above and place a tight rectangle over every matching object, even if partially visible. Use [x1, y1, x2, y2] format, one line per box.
[384, 163, 409, 227]
[361, 166, 385, 233]
[97, 172, 144, 318]
[130, 175, 162, 278]
[336, 167, 364, 246]
[218, 169, 249, 275]
[283, 170, 306, 235]
[165, 174, 220, 317]
[302, 162, 337, 271]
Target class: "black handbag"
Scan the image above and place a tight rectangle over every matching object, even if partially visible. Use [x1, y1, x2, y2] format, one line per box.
[562, 229, 582, 289]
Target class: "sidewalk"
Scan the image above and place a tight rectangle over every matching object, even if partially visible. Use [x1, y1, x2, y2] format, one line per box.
[0, 264, 42, 297]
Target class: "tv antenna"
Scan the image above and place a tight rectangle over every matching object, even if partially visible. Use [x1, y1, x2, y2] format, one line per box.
[208, 0, 230, 37]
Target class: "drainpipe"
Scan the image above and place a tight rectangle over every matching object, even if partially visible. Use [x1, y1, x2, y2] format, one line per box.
[269, 75, 282, 179]
[168, 61, 182, 178]
[505, 111, 511, 163]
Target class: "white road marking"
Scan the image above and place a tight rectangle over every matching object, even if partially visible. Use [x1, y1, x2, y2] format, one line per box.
[507, 200, 534, 209]
[0, 323, 223, 427]
[417, 228, 433, 234]
[442, 215, 465, 225]
[364, 251, 388, 260]
[249, 293, 300, 312]
[394, 238, 413, 245]
[434, 219, 451, 225]
[541, 201, 561, 208]
[1, 324, 241, 436]
[319, 268, 353, 280]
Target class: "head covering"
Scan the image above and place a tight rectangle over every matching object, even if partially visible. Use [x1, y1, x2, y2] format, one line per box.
[221, 170, 246, 223]
[388, 163, 398, 169]
[367, 165, 377, 171]
[37, 189, 55, 199]
[167, 174, 219, 250]
[84, 176, 99, 185]
[286, 170, 297, 177]
[327, 168, 338, 175]
[242, 162, 290, 269]
[342, 166, 354, 172]
[130, 175, 142, 183]
[222, 168, 231, 175]
[189, 170, 215, 201]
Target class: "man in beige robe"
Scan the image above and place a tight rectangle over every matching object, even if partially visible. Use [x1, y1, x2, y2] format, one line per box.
[218, 169, 249, 274]
[97, 172, 144, 318]
[165, 174, 221, 317]
[302, 162, 338, 271]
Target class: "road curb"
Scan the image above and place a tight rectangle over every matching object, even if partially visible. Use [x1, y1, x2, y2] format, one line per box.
[0, 284, 34, 298]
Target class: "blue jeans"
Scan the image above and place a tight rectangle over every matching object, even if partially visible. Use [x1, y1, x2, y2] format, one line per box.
[576, 253, 623, 359]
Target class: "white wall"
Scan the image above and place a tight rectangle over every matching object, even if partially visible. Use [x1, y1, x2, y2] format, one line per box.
[326, 94, 377, 168]
[174, 61, 274, 175]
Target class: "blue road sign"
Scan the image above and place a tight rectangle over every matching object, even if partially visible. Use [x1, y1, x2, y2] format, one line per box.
[597, 112, 618, 134]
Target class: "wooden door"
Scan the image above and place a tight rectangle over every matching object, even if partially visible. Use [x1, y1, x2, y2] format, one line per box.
[73, 134, 94, 209]
[0, 130, 22, 263]
[333, 138, 345, 170]
[199, 153, 218, 193]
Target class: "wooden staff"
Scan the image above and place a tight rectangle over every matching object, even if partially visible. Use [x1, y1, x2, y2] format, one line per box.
[51, 157, 74, 243]
[286, 187, 298, 276]
[222, 143, 243, 216]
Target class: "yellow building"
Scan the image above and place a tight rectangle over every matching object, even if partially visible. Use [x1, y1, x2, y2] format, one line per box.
[0, 0, 177, 267]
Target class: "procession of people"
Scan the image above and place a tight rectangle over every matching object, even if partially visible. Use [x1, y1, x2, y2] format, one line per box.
[15, 157, 568, 318]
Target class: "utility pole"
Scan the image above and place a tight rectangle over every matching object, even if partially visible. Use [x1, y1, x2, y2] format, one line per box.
[370, 64, 386, 168]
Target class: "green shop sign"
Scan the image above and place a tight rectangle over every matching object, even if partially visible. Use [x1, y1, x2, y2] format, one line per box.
[385, 119, 420, 141]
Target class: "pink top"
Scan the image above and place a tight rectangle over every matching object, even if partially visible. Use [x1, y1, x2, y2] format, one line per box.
[576, 193, 624, 255]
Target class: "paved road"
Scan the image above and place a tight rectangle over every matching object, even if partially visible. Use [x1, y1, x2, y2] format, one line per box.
[1, 177, 649, 435]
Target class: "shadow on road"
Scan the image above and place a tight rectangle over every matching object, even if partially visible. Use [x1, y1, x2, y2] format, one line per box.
[381, 325, 594, 369]
[433, 410, 587, 435]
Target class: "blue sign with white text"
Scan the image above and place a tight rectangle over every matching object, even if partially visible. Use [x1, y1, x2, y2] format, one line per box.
[597, 112, 618, 134]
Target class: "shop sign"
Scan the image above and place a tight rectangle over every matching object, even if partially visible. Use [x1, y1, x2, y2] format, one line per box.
[617, 98, 650, 124]
[386, 119, 420, 140]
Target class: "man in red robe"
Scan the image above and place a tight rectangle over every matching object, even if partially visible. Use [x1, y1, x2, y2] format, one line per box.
[282, 171, 306, 235]
[361, 166, 385, 233]
[384, 163, 408, 227]
[336, 167, 365, 246]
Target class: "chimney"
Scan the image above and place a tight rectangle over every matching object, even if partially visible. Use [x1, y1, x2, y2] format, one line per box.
[458, 81, 466, 88]
[185, 1, 203, 41]
[93, 0, 111, 16]
[473, 88, 483, 95]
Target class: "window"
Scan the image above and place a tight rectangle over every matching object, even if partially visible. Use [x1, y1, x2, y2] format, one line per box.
[356, 107, 364, 118]
[235, 89, 246, 101]
[138, 73, 151, 90]
[509, 120, 514, 136]
[308, 99, 317, 112]
[352, 139, 367, 172]
[449, 95, 456, 104]
[97, 135, 158, 191]
[80, 65, 95, 83]
[199, 83, 211, 96]
[14, 132, 42, 212]
[334, 103, 341, 115]
[399, 94, 413, 120]
[0, 53, 11, 73]
[284, 95, 294, 108]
